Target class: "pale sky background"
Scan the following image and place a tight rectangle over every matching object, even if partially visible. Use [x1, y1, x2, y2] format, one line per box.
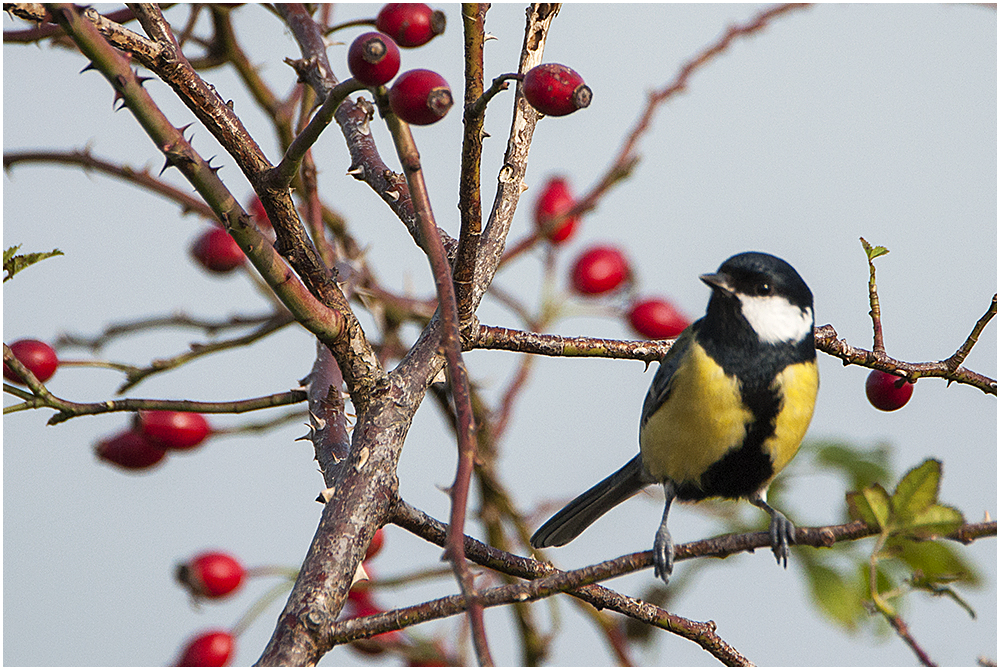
[3, 3, 996, 667]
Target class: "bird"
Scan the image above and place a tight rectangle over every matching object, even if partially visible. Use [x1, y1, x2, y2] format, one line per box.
[530, 251, 818, 583]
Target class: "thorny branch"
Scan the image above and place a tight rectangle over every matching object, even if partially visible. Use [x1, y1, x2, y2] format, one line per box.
[4, 3, 994, 667]
[371, 499, 995, 666]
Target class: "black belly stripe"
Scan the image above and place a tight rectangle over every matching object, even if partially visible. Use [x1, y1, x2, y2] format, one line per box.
[674, 382, 782, 501]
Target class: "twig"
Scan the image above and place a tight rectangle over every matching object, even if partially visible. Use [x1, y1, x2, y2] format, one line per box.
[3, 344, 307, 425]
[55, 310, 282, 351]
[3, 149, 217, 221]
[265, 77, 367, 189]
[860, 237, 888, 353]
[945, 294, 997, 372]
[385, 87, 493, 667]
[814, 324, 997, 395]
[117, 313, 295, 392]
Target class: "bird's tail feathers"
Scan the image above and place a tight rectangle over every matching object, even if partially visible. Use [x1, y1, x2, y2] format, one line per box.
[530, 455, 649, 548]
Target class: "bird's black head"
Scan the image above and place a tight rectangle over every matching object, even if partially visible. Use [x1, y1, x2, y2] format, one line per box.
[700, 252, 814, 346]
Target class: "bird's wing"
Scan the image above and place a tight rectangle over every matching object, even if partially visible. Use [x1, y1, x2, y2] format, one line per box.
[640, 320, 700, 427]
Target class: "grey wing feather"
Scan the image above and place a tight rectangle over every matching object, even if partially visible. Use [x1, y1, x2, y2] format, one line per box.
[640, 320, 699, 427]
[530, 455, 650, 548]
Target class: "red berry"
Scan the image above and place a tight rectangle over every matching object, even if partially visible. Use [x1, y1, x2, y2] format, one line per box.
[248, 195, 271, 230]
[534, 177, 579, 243]
[3, 339, 58, 384]
[389, 69, 453, 125]
[628, 298, 690, 339]
[865, 370, 915, 411]
[177, 551, 245, 599]
[348, 32, 401, 86]
[365, 528, 386, 561]
[138, 410, 211, 451]
[571, 245, 632, 295]
[175, 629, 235, 667]
[523, 63, 592, 117]
[191, 227, 245, 273]
[95, 429, 167, 471]
[376, 3, 446, 48]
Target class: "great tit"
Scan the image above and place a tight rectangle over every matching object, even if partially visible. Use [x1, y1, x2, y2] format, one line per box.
[531, 251, 818, 583]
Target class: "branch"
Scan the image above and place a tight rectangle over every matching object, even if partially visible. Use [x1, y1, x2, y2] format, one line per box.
[467, 323, 997, 395]
[2, 344, 306, 425]
[385, 501, 994, 664]
[469, 323, 675, 361]
[3, 148, 217, 221]
[470, 3, 560, 310]
[454, 3, 489, 324]
[814, 324, 997, 395]
[115, 313, 295, 393]
[43, 3, 347, 354]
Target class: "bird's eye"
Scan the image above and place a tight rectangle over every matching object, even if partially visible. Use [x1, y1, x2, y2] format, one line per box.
[755, 282, 772, 296]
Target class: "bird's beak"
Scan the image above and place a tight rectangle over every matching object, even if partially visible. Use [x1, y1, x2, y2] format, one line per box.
[699, 271, 735, 295]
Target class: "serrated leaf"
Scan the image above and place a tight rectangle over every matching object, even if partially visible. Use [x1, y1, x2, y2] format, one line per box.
[860, 237, 890, 261]
[892, 459, 942, 521]
[902, 503, 964, 539]
[3, 246, 64, 282]
[805, 562, 866, 630]
[847, 483, 891, 530]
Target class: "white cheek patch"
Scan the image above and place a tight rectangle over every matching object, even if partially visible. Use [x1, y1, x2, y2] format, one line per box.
[738, 295, 813, 344]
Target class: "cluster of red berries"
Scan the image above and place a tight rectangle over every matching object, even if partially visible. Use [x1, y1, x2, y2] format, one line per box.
[347, 5, 590, 126]
[529, 179, 690, 340]
[95, 410, 212, 471]
[345, 4, 452, 126]
[171, 529, 396, 666]
[174, 550, 246, 666]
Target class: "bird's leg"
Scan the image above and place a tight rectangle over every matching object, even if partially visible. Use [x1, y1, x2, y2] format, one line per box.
[653, 481, 677, 583]
[749, 490, 795, 568]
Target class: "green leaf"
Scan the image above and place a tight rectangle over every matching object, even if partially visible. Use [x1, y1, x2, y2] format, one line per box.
[860, 237, 890, 261]
[804, 562, 866, 630]
[892, 459, 942, 520]
[4, 245, 63, 282]
[846, 483, 892, 530]
[903, 503, 964, 539]
[891, 539, 982, 588]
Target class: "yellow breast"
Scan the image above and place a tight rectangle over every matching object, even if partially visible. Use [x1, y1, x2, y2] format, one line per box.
[764, 361, 818, 474]
[639, 343, 753, 483]
[639, 344, 818, 488]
